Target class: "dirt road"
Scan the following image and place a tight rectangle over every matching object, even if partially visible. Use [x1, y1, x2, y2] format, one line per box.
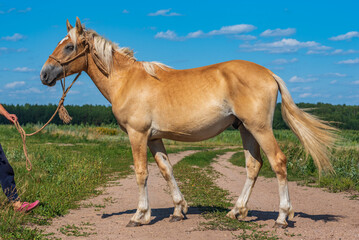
[41, 150, 359, 239]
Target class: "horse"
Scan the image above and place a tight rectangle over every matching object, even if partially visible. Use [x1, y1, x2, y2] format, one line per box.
[40, 17, 337, 228]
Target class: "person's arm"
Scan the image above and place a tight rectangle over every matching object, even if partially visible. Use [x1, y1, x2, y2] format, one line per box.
[0, 104, 18, 124]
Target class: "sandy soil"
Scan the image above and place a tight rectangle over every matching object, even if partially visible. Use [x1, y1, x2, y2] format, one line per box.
[40, 150, 359, 240]
[212, 152, 359, 240]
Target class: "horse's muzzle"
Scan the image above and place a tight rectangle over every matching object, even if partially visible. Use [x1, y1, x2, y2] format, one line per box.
[40, 64, 62, 86]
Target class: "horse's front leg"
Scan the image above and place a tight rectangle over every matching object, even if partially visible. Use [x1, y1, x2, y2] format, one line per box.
[126, 129, 151, 227]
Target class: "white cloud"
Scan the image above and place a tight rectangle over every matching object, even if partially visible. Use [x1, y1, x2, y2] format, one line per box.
[324, 72, 347, 77]
[68, 90, 80, 95]
[289, 76, 318, 83]
[122, 9, 129, 14]
[240, 38, 330, 53]
[330, 80, 337, 84]
[351, 80, 359, 85]
[0, 7, 31, 14]
[186, 30, 205, 39]
[5, 81, 25, 89]
[299, 93, 312, 98]
[155, 24, 256, 41]
[307, 48, 359, 55]
[299, 93, 329, 98]
[18, 7, 31, 13]
[155, 30, 180, 40]
[330, 49, 359, 55]
[0, 47, 27, 54]
[271, 58, 298, 65]
[329, 31, 359, 41]
[260, 28, 296, 37]
[208, 24, 256, 35]
[291, 86, 311, 92]
[13, 67, 36, 72]
[234, 35, 257, 41]
[337, 58, 359, 64]
[16, 48, 27, 52]
[1, 33, 26, 41]
[13, 87, 42, 94]
[148, 9, 181, 16]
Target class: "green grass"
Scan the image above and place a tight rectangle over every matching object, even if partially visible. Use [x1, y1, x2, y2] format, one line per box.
[0, 124, 136, 239]
[0, 124, 357, 239]
[0, 124, 207, 239]
[174, 149, 278, 239]
[229, 130, 359, 192]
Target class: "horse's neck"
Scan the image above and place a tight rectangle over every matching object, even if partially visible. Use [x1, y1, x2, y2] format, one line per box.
[85, 51, 134, 104]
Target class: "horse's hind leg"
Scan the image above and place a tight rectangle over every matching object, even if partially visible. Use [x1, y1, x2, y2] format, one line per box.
[247, 126, 294, 228]
[227, 125, 263, 220]
[148, 139, 188, 221]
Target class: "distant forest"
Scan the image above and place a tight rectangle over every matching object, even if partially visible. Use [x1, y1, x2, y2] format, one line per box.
[1, 103, 358, 130]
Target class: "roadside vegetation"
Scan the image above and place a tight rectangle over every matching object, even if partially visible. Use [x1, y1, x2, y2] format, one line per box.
[229, 130, 359, 192]
[0, 123, 357, 239]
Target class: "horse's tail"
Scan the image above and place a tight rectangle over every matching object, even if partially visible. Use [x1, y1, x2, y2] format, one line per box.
[271, 72, 338, 173]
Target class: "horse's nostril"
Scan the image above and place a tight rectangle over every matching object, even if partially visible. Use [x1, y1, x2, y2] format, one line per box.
[41, 72, 48, 81]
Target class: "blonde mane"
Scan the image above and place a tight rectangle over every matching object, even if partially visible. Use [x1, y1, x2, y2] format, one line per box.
[68, 28, 170, 77]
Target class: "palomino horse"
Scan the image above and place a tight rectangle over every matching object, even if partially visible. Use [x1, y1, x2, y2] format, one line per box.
[40, 18, 337, 228]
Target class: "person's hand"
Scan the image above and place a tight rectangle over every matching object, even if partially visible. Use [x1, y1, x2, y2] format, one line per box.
[5, 114, 18, 124]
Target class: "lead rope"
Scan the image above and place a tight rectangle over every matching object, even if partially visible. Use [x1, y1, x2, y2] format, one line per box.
[14, 72, 81, 171]
[14, 43, 89, 171]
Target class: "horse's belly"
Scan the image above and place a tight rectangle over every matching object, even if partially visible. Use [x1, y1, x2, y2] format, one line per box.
[150, 114, 236, 142]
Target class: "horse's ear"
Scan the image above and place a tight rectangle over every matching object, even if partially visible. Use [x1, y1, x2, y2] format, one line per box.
[75, 17, 84, 35]
[66, 19, 73, 32]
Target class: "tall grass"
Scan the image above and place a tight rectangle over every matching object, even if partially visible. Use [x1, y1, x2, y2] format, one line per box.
[230, 130, 359, 192]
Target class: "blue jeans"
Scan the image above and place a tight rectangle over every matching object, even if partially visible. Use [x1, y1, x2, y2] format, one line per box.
[0, 144, 19, 202]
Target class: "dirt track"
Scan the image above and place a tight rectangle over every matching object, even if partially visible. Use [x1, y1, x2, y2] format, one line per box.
[41, 150, 359, 239]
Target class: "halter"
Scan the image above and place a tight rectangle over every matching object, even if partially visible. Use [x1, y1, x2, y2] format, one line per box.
[49, 36, 110, 86]
[49, 42, 89, 94]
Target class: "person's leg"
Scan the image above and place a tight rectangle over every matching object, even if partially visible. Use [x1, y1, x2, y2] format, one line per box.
[0, 144, 20, 203]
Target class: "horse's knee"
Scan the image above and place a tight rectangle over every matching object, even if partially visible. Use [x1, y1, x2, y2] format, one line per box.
[155, 153, 172, 181]
[245, 155, 263, 180]
[135, 169, 148, 185]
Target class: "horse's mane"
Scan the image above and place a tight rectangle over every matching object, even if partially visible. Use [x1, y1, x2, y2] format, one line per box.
[68, 28, 170, 77]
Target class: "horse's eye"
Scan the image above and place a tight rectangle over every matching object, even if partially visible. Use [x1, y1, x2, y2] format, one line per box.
[65, 44, 74, 51]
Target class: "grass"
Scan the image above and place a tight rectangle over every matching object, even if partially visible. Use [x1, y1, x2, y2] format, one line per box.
[174, 149, 279, 239]
[0, 124, 206, 239]
[0, 124, 357, 239]
[229, 130, 359, 192]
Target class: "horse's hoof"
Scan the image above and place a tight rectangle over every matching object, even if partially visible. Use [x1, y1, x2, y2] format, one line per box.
[273, 222, 288, 229]
[182, 200, 188, 214]
[238, 207, 249, 219]
[169, 215, 183, 222]
[126, 220, 142, 227]
[288, 207, 295, 220]
[226, 211, 237, 220]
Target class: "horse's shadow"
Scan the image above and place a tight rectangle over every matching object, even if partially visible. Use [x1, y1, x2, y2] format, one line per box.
[101, 207, 343, 228]
[101, 206, 202, 225]
[247, 210, 343, 228]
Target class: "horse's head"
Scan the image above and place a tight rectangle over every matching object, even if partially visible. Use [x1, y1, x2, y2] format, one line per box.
[41, 17, 88, 86]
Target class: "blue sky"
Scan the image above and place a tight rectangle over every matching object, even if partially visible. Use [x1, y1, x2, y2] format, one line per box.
[0, 0, 358, 106]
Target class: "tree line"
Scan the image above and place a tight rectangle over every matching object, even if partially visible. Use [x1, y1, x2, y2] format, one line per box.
[0, 103, 358, 130]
